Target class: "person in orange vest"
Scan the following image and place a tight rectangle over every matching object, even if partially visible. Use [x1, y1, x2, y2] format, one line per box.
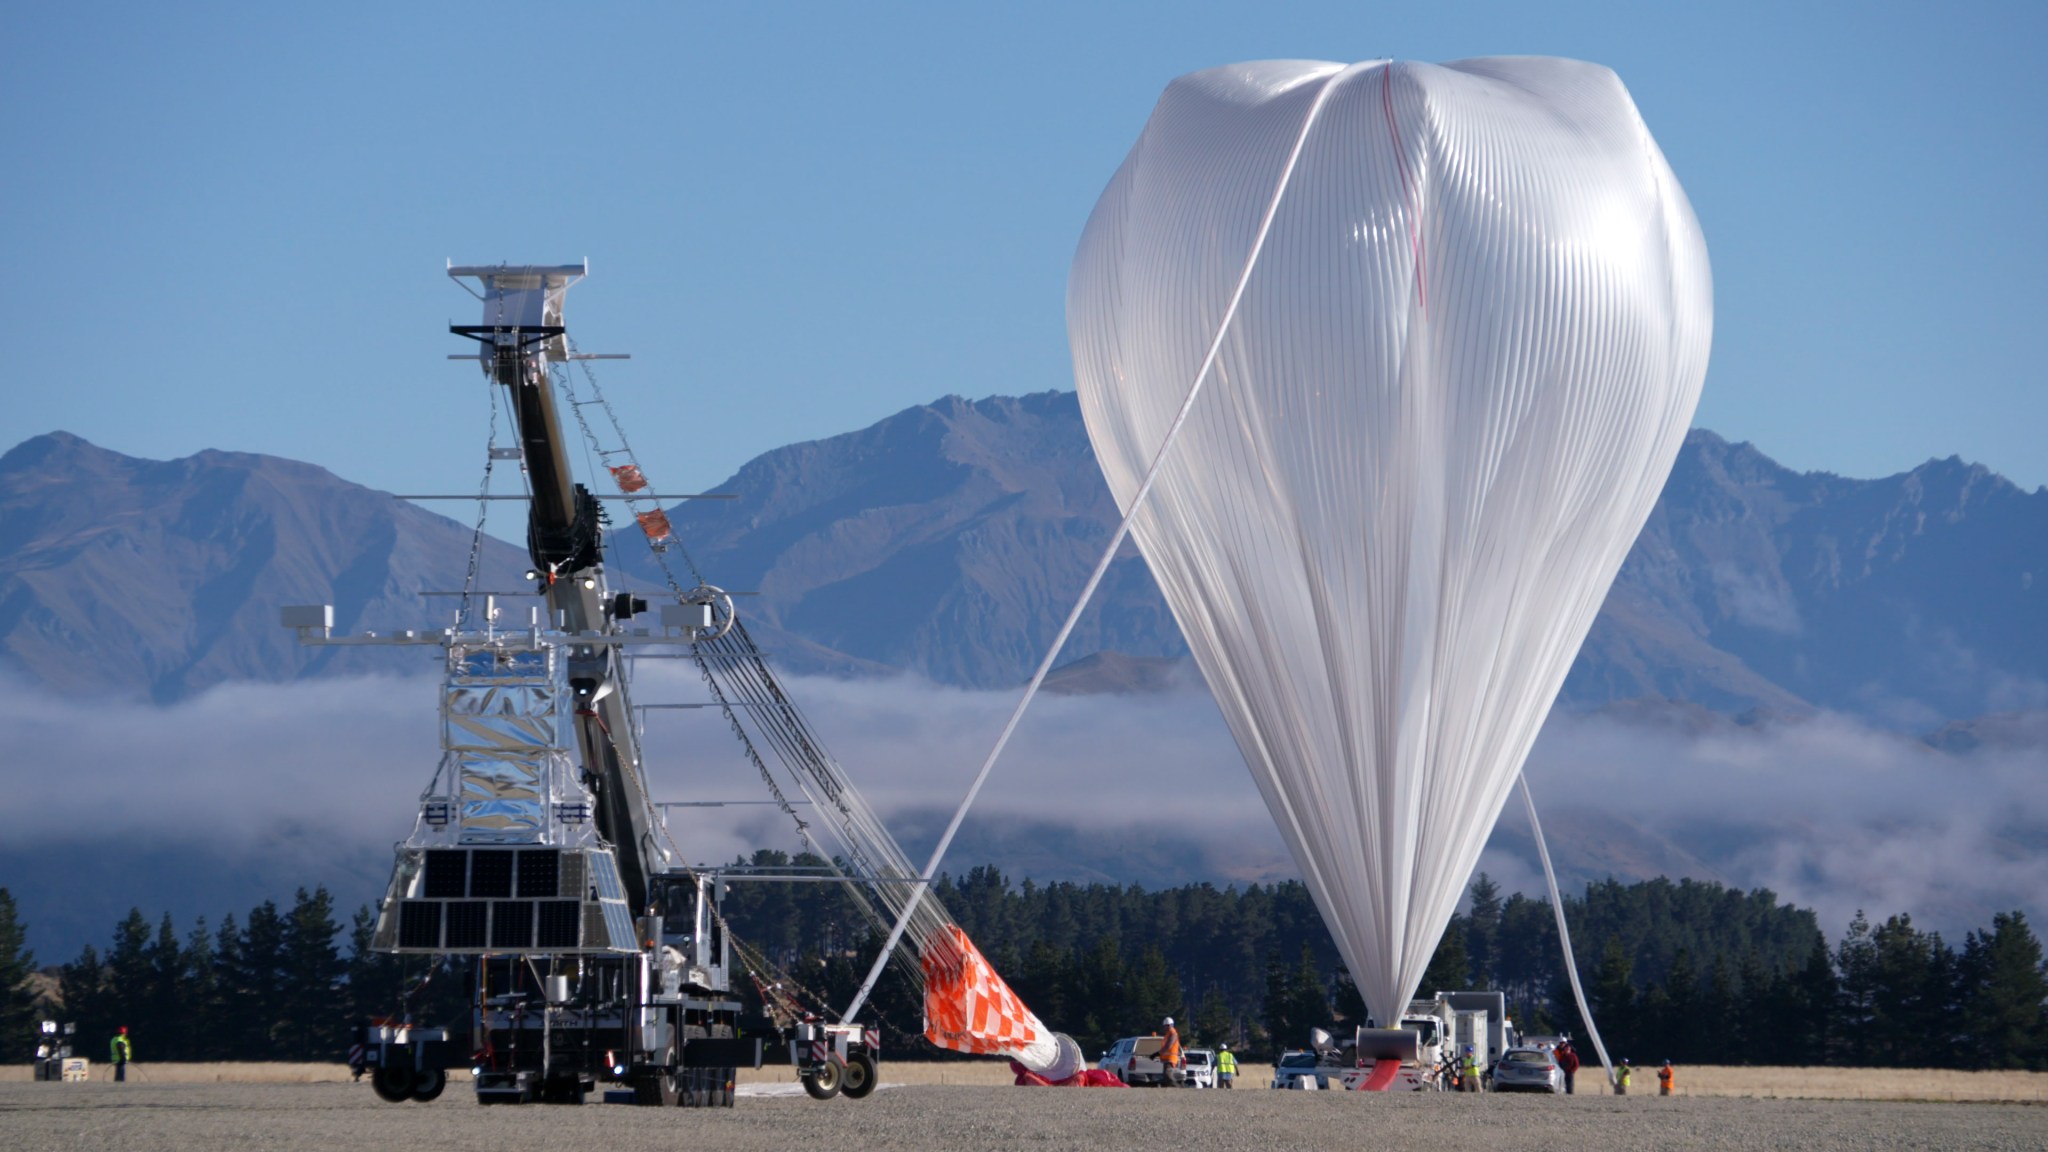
[1157, 1017, 1183, 1086]
[1658, 1059, 1675, 1096]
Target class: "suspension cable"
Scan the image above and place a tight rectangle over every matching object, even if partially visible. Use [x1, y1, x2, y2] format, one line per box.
[1520, 772, 1615, 1085]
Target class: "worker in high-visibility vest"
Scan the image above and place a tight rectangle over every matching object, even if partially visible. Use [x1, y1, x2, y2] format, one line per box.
[1460, 1045, 1482, 1092]
[110, 1027, 132, 1082]
[1157, 1017, 1183, 1085]
[1217, 1044, 1238, 1088]
[1615, 1059, 1632, 1095]
[1658, 1059, 1675, 1096]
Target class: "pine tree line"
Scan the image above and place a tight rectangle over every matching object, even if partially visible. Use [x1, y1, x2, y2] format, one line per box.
[1580, 909, 2048, 1069]
[7, 888, 455, 1064]
[5, 870, 2044, 1069]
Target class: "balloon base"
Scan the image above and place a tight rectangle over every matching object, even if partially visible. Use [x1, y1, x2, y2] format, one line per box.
[1338, 1060, 1425, 1092]
[1011, 1061, 1128, 1088]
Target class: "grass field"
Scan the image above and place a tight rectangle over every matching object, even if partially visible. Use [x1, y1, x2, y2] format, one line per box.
[9, 1061, 2046, 1101]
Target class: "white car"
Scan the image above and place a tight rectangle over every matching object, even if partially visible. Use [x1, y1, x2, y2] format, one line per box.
[1490, 1047, 1565, 1094]
[1181, 1048, 1216, 1088]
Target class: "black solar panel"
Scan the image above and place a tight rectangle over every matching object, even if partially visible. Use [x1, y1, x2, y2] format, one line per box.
[423, 850, 467, 899]
[517, 849, 560, 898]
[469, 851, 514, 898]
[445, 901, 488, 948]
[538, 901, 581, 949]
[398, 901, 442, 949]
[491, 901, 534, 948]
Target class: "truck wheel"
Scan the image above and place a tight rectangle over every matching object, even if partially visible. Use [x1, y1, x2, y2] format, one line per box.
[634, 1069, 679, 1107]
[412, 1068, 448, 1102]
[371, 1065, 412, 1103]
[840, 1051, 878, 1099]
[802, 1057, 844, 1101]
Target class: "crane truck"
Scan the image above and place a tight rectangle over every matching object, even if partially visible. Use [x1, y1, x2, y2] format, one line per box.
[289, 265, 879, 1106]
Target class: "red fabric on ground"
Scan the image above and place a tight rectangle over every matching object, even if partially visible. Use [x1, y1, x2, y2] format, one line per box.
[1356, 1058, 1401, 1091]
[1010, 1061, 1128, 1087]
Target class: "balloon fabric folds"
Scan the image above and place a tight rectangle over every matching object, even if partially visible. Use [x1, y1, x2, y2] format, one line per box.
[1068, 58, 1711, 1025]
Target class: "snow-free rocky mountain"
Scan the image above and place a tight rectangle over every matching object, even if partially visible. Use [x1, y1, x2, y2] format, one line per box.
[5, 394, 2046, 727]
[0, 432, 527, 701]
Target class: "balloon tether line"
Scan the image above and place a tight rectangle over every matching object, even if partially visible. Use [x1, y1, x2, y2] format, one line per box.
[840, 63, 1370, 1024]
[1520, 772, 1616, 1086]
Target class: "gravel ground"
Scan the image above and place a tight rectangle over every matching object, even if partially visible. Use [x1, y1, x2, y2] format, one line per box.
[3, 1081, 2043, 1152]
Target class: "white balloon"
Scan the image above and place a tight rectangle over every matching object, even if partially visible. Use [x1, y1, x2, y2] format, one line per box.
[1068, 58, 1710, 1024]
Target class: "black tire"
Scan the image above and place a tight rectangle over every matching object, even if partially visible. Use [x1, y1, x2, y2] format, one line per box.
[679, 1024, 711, 1107]
[411, 1068, 448, 1102]
[841, 1050, 878, 1099]
[634, 1069, 679, 1107]
[801, 1057, 844, 1101]
[707, 1024, 736, 1108]
[371, 1064, 412, 1103]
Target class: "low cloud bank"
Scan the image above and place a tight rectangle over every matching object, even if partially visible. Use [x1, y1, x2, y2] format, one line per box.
[1509, 709, 2048, 936]
[3, 668, 2041, 949]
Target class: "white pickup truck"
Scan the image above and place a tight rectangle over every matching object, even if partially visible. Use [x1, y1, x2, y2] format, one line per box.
[1098, 1036, 1182, 1086]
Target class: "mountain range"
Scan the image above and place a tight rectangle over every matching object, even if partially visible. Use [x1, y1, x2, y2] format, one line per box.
[5, 393, 2045, 725]
[0, 432, 526, 701]
[632, 391, 2048, 730]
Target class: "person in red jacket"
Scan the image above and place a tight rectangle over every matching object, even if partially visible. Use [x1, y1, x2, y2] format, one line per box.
[1555, 1040, 1580, 1095]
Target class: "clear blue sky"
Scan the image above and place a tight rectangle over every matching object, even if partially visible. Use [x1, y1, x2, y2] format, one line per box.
[5, 1, 2044, 502]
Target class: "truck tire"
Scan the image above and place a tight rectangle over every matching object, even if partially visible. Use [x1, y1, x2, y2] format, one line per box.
[633, 1069, 679, 1107]
[371, 1064, 412, 1103]
[801, 1056, 844, 1101]
[707, 1023, 736, 1108]
[840, 1050, 878, 1099]
[677, 1025, 710, 1107]
[411, 1068, 448, 1102]
[692, 1057, 716, 1106]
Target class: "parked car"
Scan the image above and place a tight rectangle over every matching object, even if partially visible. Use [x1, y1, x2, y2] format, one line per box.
[1099, 1036, 1177, 1086]
[1269, 1049, 1339, 1090]
[1490, 1046, 1564, 1094]
[1181, 1047, 1216, 1088]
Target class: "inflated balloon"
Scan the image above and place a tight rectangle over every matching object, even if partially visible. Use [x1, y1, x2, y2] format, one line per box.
[1068, 58, 1710, 1025]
